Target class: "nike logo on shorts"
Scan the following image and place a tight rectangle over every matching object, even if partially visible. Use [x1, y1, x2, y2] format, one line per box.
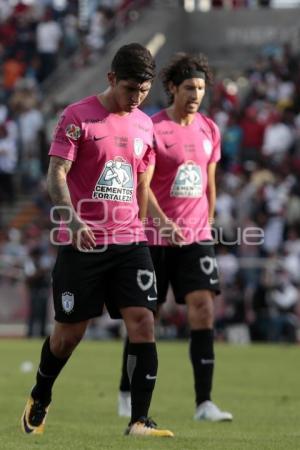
[165, 143, 176, 149]
[210, 278, 219, 284]
[146, 374, 157, 380]
[94, 135, 108, 141]
[147, 295, 157, 301]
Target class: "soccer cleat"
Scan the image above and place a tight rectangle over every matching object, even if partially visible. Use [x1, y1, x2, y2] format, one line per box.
[21, 396, 50, 434]
[118, 391, 131, 417]
[194, 401, 233, 422]
[125, 417, 174, 437]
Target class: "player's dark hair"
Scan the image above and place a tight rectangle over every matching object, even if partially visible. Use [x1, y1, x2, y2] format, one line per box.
[111, 43, 156, 82]
[160, 52, 213, 105]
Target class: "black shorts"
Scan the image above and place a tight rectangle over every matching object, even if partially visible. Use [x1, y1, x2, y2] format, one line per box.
[52, 242, 157, 322]
[150, 241, 220, 304]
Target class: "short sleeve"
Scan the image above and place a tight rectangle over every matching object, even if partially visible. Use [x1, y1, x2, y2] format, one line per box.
[49, 106, 82, 162]
[137, 144, 156, 173]
[209, 121, 221, 164]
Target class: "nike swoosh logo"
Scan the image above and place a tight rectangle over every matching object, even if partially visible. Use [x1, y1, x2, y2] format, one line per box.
[146, 374, 157, 380]
[147, 295, 157, 301]
[93, 136, 108, 141]
[201, 358, 214, 364]
[165, 143, 176, 149]
[210, 278, 219, 284]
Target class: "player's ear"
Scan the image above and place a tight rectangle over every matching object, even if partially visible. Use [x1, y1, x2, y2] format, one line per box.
[107, 71, 117, 87]
[168, 81, 176, 95]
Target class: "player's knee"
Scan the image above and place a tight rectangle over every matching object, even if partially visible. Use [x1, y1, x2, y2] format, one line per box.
[199, 299, 214, 321]
[51, 332, 83, 357]
[187, 294, 214, 327]
[133, 310, 155, 341]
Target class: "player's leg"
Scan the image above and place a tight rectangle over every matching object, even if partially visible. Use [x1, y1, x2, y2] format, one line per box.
[121, 306, 172, 437]
[117, 337, 131, 416]
[186, 289, 215, 406]
[22, 320, 89, 434]
[186, 290, 232, 421]
[121, 306, 157, 422]
[117, 246, 168, 418]
[111, 243, 173, 436]
[21, 245, 105, 434]
[170, 242, 233, 421]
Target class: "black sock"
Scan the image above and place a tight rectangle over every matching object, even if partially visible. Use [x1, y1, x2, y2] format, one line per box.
[127, 342, 158, 423]
[31, 337, 70, 406]
[190, 329, 214, 406]
[119, 337, 130, 392]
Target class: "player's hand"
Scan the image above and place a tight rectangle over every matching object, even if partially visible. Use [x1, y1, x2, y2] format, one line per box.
[160, 220, 185, 246]
[70, 217, 96, 251]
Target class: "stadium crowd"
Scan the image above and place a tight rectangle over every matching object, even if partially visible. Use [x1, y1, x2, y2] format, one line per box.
[0, 2, 300, 342]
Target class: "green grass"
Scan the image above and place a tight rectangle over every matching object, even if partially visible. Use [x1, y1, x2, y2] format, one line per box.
[0, 340, 300, 450]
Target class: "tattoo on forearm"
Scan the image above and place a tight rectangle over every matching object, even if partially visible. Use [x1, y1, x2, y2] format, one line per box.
[47, 158, 74, 218]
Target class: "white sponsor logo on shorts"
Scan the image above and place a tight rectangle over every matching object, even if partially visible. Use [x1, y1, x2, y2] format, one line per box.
[147, 295, 157, 301]
[209, 278, 219, 284]
[61, 292, 74, 314]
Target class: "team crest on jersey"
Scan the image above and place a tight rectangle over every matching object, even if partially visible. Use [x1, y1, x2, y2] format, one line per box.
[133, 137, 144, 157]
[65, 124, 81, 140]
[170, 161, 202, 198]
[92, 157, 134, 202]
[62, 292, 74, 314]
[203, 139, 212, 156]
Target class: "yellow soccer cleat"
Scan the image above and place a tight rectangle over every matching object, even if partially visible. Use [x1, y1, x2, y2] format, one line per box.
[125, 417, 174, 437]
[21, 396, 50, 435]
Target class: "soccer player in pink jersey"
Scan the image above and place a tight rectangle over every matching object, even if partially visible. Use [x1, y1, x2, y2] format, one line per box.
[21, 43, 173, 438]
[118, 53, 233, 422]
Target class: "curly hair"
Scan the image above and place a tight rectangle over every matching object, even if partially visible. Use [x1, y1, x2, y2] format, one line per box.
[111, 43, 156, 83]
[160, 52, 213, 105]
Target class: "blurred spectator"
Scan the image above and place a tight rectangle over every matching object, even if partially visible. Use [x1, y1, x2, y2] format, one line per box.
[0, 227, 26, 280]
[267, 268, 299, 342]
[2, 52, 25, 95]
[221, 112, 243, 169]
[24, 246, 52, 337]
[0, 122, 17, 203]
[36, 9, 62, 82]
[0, 0, 13, 22]
[85, 7, 109, 53]
[62, 12, 79, 57]
[262, 111, 294, 164]
[217, 245, 239, 286]
[18, 97, 44, 191]
[239, 106, 265, 163]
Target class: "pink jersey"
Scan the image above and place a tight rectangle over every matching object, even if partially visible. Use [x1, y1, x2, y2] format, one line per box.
[147, 110, 221, 245]
[49, 95, 153, 245]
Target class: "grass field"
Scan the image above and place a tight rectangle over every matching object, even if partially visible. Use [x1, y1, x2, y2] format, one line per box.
[0, 340, 300, 450]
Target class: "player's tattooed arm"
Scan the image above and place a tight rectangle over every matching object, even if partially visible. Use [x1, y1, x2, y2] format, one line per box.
[47, 156, 73, 220]
[47, 156, 96, 249]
